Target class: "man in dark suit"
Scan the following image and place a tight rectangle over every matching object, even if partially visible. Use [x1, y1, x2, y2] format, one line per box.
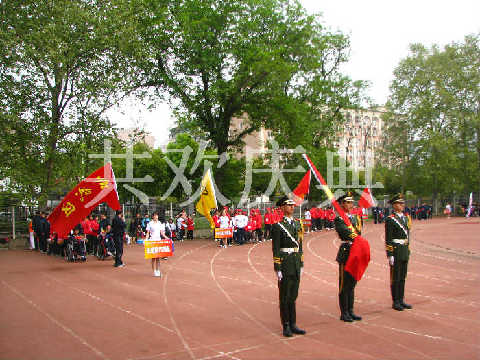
[272, 196, 306, 337]
[385, 193, 412, 311]
[111, 210, 126, 267]
[38, 211, 50, 253]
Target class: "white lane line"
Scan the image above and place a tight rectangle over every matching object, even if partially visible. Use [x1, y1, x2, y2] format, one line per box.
[43, 274, 175, 333]
[2, 280, 110, 360]
[210, 248, 287, 342]
[162, 243, 211, 360]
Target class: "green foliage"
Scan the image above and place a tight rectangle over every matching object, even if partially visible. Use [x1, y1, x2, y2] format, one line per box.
[0, 0, 135, 204]
[119, 0, 367, 189]
[382, 34, 480, 199]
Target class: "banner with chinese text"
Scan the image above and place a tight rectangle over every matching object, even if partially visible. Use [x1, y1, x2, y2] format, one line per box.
[144, 239, 173, 259]
[48, 163, 121, 239]
[215, 228, 233, 238]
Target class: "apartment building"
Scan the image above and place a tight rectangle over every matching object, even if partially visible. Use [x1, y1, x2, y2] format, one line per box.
[230, 107, 385, 169]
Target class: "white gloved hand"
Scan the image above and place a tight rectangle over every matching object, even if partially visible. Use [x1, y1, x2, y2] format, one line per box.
[276, 271, 283, 281]
[388, 256, 394, 266]
[300, 267, 304, 276]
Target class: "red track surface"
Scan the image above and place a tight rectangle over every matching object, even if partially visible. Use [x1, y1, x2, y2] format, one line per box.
[1, 217, 479, 360]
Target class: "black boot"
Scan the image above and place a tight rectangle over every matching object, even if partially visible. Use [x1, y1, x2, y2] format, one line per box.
[282, 322, 293, 337]
[399, 280, 412, 309]
[392, 281, 403, 311]
[348, 290, 362, 321]
[280, 302, 292, 336]
[339, 293, 353, 322]
[289, 302, 306, 334]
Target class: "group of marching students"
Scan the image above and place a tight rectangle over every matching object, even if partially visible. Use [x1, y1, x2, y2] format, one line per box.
[28, 212, 118, 262]
[26, 209, 195, 264]
[303, 206, 366, 232]
[128, 210, 195, 243]
[211, 206, 295, 247]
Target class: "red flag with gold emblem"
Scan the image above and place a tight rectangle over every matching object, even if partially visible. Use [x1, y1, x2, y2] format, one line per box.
[302, 154, 370, 281]
[48, 163, 121, 239]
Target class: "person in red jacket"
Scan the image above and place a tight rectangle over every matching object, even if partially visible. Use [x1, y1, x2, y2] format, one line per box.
[254, 209, 263, 242]
[186, 215, 194, 240]
[82, 216, 95, 255]
[326, 207, 336, 230]
[319, 207, 326, 230]
[264, 208, 272, 240]
[310, 206, 318, 231]
[246, 212, 256, 242]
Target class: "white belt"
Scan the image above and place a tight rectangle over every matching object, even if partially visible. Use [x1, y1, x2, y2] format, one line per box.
[340, 240, 352, 245]
[280, 247, 299, 254]
[393, 239, 408, 245]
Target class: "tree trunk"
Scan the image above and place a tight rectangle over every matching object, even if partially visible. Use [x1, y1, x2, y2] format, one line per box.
[41, 74, 63, 207]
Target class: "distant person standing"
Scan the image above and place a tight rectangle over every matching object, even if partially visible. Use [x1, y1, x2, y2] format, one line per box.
[186, 214, 194, 240]
[112, 210, 126, 268]
[444, 203, 452, 218]
[38, 211, 50, 253]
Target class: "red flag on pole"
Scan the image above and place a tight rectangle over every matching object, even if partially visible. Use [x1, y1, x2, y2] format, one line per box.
[358, 187, 375, 209]
[292, 170, 311, 205]
[302, 154, 370, 281]
[48, 163, 121, 239]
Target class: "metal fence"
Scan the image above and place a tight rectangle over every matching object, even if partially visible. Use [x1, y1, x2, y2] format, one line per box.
[0, 192, 477, 246]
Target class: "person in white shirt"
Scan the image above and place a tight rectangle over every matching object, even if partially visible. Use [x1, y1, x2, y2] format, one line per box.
[304, 209, 311, 233]
[176, 210, 187, 241]
[218, 208, 231, 247]
[146, 213, 166, 277]
[234, 210, 249, 245]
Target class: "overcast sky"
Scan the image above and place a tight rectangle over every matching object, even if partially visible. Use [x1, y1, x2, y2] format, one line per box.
[107, 0, 480, 147]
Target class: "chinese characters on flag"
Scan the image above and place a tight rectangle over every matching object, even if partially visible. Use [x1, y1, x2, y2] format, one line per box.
[48, 163, 121, 239]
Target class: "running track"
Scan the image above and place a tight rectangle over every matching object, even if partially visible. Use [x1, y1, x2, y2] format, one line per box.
[1, 218, 479, 360]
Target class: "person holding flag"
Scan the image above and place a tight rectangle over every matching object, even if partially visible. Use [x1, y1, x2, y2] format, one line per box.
[195, 168, 218, 240]
[272, 196, 306, 337]
[334, 191, 364, 322]
[302, 154, 370, 323]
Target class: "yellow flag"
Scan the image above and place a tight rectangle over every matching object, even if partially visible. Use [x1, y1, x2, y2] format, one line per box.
[195, 169, 217, 229]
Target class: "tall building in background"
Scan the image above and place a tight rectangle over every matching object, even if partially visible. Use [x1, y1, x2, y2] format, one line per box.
[334, 107, 386, 170]
[230, 107, 386, 169]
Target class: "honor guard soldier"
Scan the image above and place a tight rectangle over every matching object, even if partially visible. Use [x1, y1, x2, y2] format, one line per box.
[335, 191, 363, 322]
[272, 196, 306, 337]
[385, 193, 412, 311]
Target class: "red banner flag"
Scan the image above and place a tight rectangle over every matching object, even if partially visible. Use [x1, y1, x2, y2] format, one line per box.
[358, 187, 375, 209]
[292, 169, 311, 205]
[48, 163, 121, 239]
[302, 154, 370, 281]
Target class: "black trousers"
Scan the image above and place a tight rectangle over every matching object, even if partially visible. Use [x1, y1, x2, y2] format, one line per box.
[38, 234, 48, 252]
[235, 228, 246, 244]
[113, 234, 124, 266]
[390, 260, 408, 303]
[339, 264, 357, 315]
[186, 230, 193, 240]
[264, 224, 271, 240]
[278, 275, 300, 325]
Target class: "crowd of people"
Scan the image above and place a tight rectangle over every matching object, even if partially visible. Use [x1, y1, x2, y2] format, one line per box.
[25, 208, 197, 266]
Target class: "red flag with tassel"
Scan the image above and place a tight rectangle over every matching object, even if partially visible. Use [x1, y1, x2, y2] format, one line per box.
[302, 154, 370, 281]
[48, 163, 121, 239]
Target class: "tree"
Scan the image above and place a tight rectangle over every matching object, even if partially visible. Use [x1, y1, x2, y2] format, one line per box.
[0, 0, 134, 204]
[382, 34, 480, 210]
[120, 0, 366, 188]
